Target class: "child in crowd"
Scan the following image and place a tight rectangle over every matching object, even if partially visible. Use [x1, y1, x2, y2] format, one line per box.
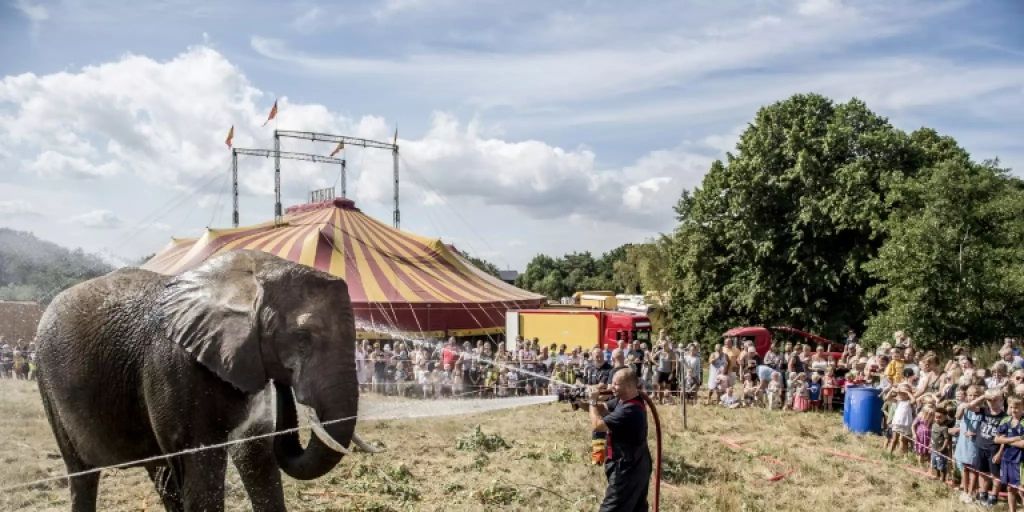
[970, 389, 1007, 507]
[792, 374, 810, 412]
[885, 349, 906, 386]
[507, 366, 519, 396]
[914, 404, 935, 467]
[497, 368, 509, 397]
[720, 387, 740, 409]
[416, 363, 430, 399]
[395, 363, 410, 397]
[953, 386, 982, 503]
[428, 366, 441, 398]
[767, 372, 783, 410]
[996, 396, 1024, 512]
[452, 367, 464, 398]
[887, 383, 915, 455]
[741, 373, 758, 407]
[441, 366, 455, 398]
[822, 368, 836, 411]
[484, 365, 499, 398]
[930, 407, 952, 481]
[706, 373, 726, 406]
[808, 373, 823, 411]
[642, 361, 654, 392]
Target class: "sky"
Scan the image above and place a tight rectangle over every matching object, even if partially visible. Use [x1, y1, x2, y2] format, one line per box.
[0, 0, 1022, 270]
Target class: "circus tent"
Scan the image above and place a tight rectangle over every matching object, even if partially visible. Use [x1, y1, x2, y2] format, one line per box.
[142, 198, 545, 338]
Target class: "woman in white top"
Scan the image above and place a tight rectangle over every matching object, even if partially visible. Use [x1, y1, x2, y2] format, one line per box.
[707, 344, 727, 399]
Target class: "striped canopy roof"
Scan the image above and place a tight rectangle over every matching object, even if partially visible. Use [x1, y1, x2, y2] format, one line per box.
[142, 198, 544, 337]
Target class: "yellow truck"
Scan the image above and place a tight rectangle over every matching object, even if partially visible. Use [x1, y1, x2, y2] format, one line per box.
[505, 308, 652, 351]
[571, 291, 617, 310]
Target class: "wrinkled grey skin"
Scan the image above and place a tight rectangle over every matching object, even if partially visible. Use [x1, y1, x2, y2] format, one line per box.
[35, 250, 358, 512]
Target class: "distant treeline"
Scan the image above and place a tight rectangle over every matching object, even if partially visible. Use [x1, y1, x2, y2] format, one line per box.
[515, 240, 672, 301]
[0, 228, 113, 304]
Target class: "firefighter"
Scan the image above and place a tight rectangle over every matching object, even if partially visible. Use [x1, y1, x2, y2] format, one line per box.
[588, 368, 652, 511]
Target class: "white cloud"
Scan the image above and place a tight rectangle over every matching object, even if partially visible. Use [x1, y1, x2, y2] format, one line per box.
[25, 150, 122, 179]
[385, 112, 712, 228]
[623, 177, 673, 211]
[249, 1, 932, 110]
[290, 5, 325, 30]
[0, 200, 40, 217]
[0, 46, 713, 241]
[69, 209, 122, 229]
[14, 0, 49, 23]
[372, 0, 442, 20]
[797, 0, 853, 17]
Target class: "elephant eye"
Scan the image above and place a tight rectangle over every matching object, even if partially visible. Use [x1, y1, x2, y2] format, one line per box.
[293, 329, 314, 349]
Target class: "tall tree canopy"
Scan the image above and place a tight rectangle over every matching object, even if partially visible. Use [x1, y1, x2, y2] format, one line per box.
[863, 160, 1024, 348]
[668, 93, 1001, 346]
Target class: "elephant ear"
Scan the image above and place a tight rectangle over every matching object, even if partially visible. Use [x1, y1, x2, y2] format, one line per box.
[160, 252, 267, 393]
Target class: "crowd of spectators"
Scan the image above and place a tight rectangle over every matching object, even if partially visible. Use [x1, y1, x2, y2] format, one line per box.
[354, 330, 700, 403]
[0, 336, 35, 380]
[706, 329, 1024, 510]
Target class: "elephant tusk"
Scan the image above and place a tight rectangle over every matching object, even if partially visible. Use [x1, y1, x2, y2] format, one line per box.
[351, 433, 382, 453]
[304, 408, 351, 455]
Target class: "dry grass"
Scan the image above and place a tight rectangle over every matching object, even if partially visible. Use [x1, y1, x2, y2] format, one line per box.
[0, 380, 964, 511]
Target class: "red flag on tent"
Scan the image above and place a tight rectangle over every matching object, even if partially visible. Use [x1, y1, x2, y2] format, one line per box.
[329, 140, 345, 157]
[262, 100, 278, 127]
[225, 125, 234, 149]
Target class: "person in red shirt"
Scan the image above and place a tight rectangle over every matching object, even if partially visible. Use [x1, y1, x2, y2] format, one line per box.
[441, 336, 458, 370]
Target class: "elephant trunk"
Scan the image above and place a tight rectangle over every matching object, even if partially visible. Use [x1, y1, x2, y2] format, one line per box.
[272, 381, 355, 480]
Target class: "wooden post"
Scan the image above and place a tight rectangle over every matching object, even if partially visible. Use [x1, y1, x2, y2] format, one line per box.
[680, 357, 687, 430]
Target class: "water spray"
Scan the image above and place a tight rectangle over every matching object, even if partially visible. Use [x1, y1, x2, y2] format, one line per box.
[356, 322, 663, 510]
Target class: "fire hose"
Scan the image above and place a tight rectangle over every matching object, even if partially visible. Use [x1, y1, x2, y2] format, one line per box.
[559, 388, 663, 511]
[641, 391, 663, 512]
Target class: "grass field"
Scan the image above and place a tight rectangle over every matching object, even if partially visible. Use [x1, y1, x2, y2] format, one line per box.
[0, 380, 965, 511]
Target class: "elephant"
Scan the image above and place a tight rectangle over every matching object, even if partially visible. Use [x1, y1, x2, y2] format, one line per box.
[35, 250, 362, 512]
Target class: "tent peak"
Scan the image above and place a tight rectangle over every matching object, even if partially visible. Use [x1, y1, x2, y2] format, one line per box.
[285, 197, 359, 215]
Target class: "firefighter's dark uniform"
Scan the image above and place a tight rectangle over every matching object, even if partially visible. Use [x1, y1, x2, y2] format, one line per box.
[600, 396, 652, 512]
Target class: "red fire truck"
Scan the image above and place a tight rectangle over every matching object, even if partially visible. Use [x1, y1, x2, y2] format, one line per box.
[722, 326, 844, 359]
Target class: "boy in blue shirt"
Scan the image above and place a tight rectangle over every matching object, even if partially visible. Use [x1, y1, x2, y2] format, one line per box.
[995, 396, 1024, 512]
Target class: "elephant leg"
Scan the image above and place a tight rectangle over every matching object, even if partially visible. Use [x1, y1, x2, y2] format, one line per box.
[181, 450, 228, 512]
[68, 472, 101, 512]
[230, 437, 286, 512]
[39, 390, 100, 512]
[145, 464, 184, 512]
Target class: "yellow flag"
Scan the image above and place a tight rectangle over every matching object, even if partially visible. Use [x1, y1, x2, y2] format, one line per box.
[224, 125, 234, 149]
[329, 140, 344, 157]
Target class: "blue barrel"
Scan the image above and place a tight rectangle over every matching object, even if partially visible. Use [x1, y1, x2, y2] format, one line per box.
[843, 386, 855, 428]
[846, 387, 882, 435]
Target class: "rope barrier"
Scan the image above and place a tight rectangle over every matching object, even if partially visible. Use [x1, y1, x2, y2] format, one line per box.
[890, 428, 1024, 495]
[0, 383, 542, 494]
[0, 413, 359, 493]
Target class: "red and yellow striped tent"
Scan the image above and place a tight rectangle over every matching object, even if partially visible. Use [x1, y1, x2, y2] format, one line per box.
[142, 198, 544, 338]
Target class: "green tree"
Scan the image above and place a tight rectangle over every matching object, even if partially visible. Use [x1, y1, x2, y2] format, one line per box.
[613, 237, 673, 295]
[517, 254, 561, 297]
[669, 94, 943, 344]
[863, 160, 1024, 348]
[463, 253, 502, 278]
[516, 246, 632, 299]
